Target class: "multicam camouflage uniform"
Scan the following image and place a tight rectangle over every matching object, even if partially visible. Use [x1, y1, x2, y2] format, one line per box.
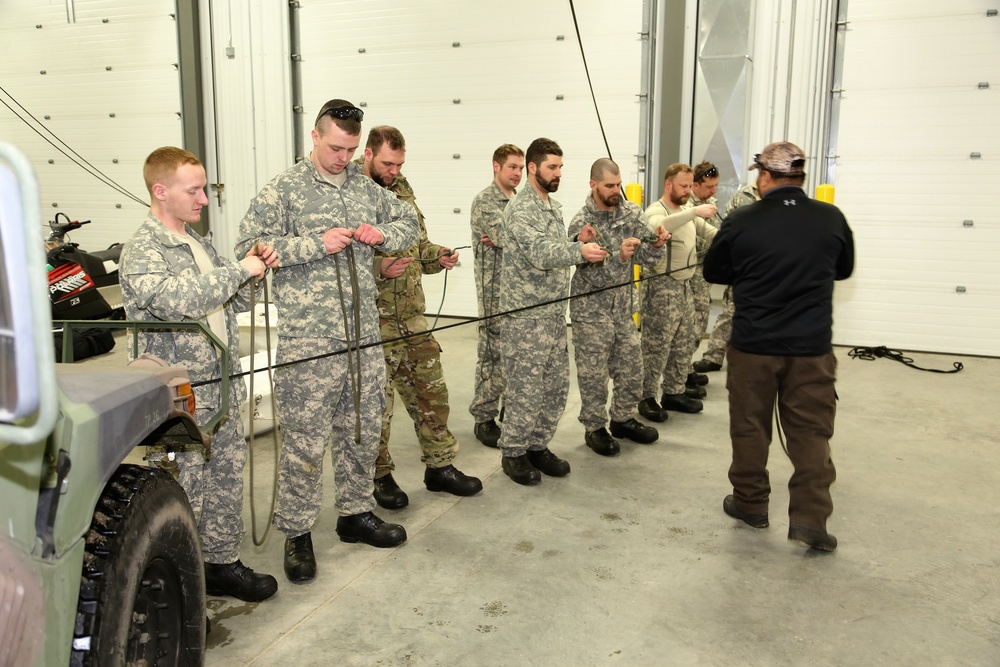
[640, 200, 717, 399]
[498, 186, 583, 457]
[236, 159, 417, 537]
[120, 213, 256, 564]
[372, 172, 459, 476]
[688, 191, 722, 340]
[702, 184, 760, 365]
[568, 195, 663, 432]
[468, 182, 512, 424]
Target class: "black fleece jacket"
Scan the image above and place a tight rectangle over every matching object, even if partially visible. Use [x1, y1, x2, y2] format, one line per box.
[702, 185, 854, 356]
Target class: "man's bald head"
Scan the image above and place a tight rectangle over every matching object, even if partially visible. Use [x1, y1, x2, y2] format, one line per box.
[590, 158, 619, 182]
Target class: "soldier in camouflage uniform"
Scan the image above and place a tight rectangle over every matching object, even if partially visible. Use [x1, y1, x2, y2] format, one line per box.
[497, 138, 608, 485]
[638, 163, 718, 417]
[235, 101, 418, 584]
[468, 144, 524, 447]
[120, 146, 279, 602]
[693, 182, 760, 373]
[568, 159, 668, 457]
[355, 126, 481, 510]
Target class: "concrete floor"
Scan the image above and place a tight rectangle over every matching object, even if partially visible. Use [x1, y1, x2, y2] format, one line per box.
[89, 318, 999, 666]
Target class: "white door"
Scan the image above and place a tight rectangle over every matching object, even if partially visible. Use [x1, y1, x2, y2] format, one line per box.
[832, 1, 1000, 356]
[0, 1, 184, 251]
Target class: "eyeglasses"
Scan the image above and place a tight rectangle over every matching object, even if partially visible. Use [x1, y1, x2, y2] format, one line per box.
[752, 154, 765, 168]
[322, 105, 364, 122]
[695, 165, 718, 181]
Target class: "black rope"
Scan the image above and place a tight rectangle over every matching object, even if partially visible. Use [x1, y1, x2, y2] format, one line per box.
[334, 244, 365, 445]
[567, 0, 614, 162]
[847, 346, 963, 374]
[0, 85, 149, 207]
[190, 257, 687, 389]
[388, 245, 471, 347]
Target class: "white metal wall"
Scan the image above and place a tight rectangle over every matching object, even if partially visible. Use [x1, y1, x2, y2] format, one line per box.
[831, 0, 1000, 355]
[196, 0, 293, 258]
[7, 1, 991, 355]
[0, 1, 182, 250]
[296, 0, 646, 318]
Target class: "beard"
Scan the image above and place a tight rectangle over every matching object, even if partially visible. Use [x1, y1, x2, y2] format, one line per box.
[371, 170, 394, 188]
[598, 191, 621, 208]
[537, 173, 560, 193]
[669, 191, 689, 207]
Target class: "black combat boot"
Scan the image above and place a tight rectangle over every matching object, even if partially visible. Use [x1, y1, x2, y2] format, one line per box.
[585, 428, 620, 456]
[424, 465, 483, 496]
[373, 473, 409, 509]
[474, 419, 501, 447]
[205, 560, 278, 601]
[336, 512, 407, 548]
[501, 455, 541, 485]
[609, 418, 659, 444]
[283, 532, 316, 583]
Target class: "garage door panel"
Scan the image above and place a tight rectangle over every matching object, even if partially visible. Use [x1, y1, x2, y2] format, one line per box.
[300, 0, 636, 46]
[834, 160, 996, 192]
[834, 288, 999, 351]
[837, 91, 999, 155]
[836, 309, 999, 339]
[309, 36, 639, 101]
[0, 0, 182, 253]
[834, 312, 998, 356]
[843, 15, 998, 88]
[833, 2, 998, 355]
[833, 322, 996, 356]
[844, 0, 993, 21]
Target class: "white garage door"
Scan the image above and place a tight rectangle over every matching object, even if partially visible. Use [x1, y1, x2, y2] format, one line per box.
[0, 1, 183, 251]
[832, 1, 1000, 356]
[297, 0, 647, 318]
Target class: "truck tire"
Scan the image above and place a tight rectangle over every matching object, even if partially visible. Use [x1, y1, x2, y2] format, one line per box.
[72, 464, 206, 666]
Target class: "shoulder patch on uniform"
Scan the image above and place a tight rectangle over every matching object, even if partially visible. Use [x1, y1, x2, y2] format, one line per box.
[255, 203, 266, 214]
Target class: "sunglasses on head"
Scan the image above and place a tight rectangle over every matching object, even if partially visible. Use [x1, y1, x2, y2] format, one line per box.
[695, 165, 718, 181]
[322, 105, 364, 122]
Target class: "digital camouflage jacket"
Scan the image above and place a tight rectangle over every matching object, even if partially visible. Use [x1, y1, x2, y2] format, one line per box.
[236, 159, 418, 342]
[567, 194, 663, 323]
[121, 213, 253, 411]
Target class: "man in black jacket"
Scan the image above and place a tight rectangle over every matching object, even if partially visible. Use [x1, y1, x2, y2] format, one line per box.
[703, 141, 854, 552]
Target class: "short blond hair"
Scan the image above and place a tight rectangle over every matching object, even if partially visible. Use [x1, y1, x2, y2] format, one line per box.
[143, 147, 201, 196]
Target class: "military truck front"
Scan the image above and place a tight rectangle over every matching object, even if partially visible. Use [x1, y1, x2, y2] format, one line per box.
[1, 143, 210, 667]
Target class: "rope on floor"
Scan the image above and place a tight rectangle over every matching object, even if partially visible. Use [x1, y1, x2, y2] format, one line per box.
[847, 346, 964, 374]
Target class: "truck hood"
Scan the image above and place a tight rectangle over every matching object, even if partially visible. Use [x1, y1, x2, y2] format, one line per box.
[56, 365, 178, 471]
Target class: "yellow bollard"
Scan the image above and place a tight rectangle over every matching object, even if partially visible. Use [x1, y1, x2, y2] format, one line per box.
[625, 182, 643, 206]
[625, 183, 644, 327]
[815, 183, 835, 204]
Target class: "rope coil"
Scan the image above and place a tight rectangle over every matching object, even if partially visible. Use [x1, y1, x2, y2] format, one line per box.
[847, 346, 963, 373]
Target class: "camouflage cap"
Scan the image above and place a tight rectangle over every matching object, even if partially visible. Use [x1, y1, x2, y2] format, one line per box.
[749, 141, 806, 176]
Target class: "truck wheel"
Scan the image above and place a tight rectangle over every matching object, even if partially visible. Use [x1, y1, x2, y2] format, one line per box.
[72, 464, 205, 666]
